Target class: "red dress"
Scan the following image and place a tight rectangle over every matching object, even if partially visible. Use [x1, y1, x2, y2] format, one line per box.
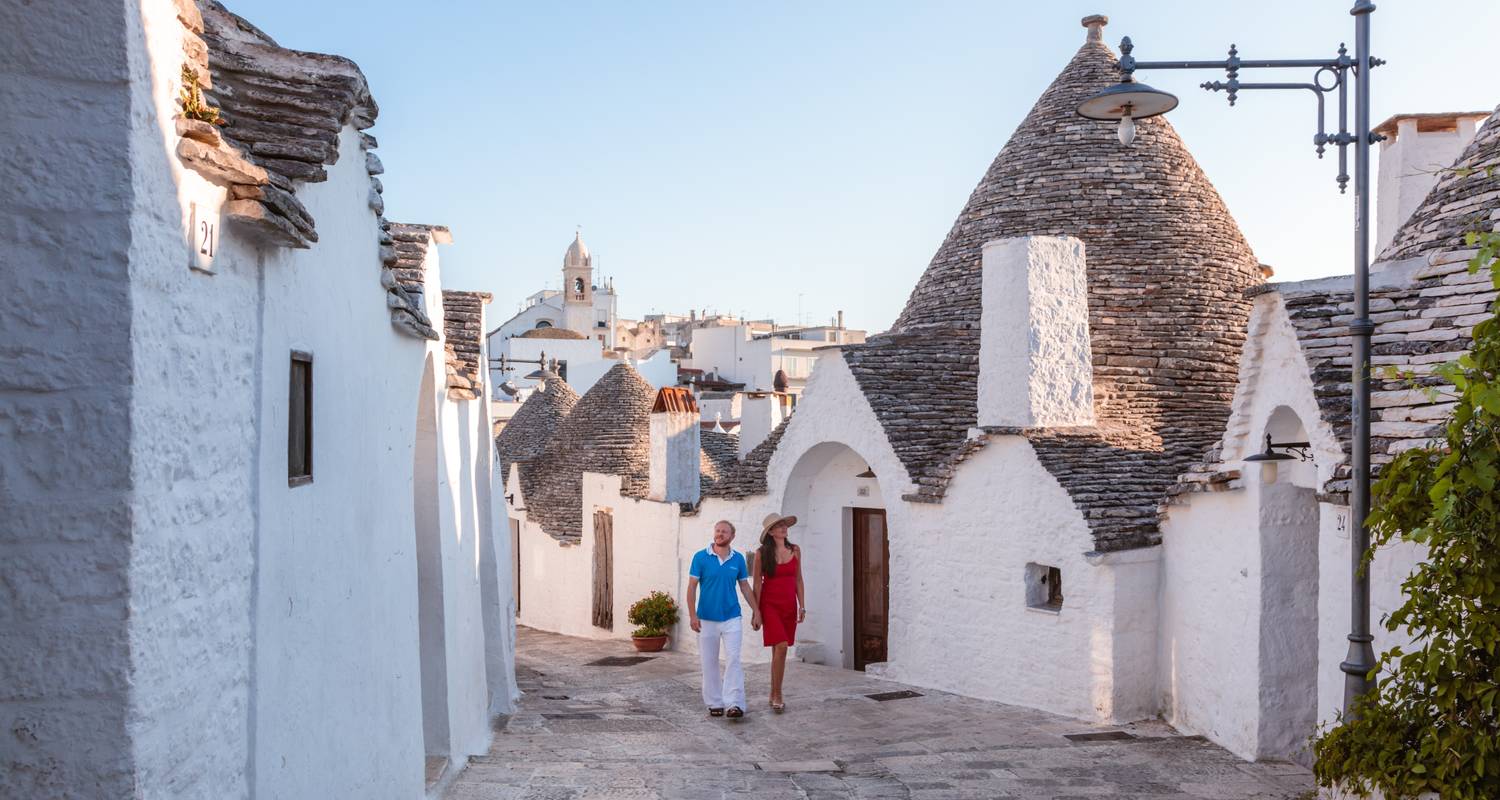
[759, 554, 799, 647]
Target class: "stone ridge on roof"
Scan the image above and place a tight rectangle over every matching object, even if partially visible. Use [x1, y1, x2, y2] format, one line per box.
[1380, 108, 1500, 263]
[442, 290, 492, 401]
[382, 223, 446, 340]
[519, 363, 658, 541]
[846, 21, 1261, 551]
[194, 1, 379, 248]
[701, 420, 789, 501]
[698, 429, 741, 496]
[495, 379, 580, 488]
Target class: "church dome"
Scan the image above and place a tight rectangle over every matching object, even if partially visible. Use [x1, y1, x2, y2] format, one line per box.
[520, 327, 588, 340]
[563, 231, 590, 268]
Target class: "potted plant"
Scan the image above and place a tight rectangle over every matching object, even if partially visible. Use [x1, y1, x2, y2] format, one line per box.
[628, 590, 679, 652]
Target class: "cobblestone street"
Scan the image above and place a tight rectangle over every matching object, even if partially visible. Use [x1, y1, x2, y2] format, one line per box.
[446, 628, 1313, 799]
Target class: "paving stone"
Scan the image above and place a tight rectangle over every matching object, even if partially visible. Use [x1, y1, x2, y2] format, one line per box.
[444, 628, 1313, 800]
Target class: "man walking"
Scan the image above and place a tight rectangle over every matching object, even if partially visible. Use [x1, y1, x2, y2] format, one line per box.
[686, 520, 759, 719]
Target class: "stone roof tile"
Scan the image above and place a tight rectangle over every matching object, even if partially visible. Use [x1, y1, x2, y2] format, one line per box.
[519, 363, 656, 541]
[442, 290, 491, 400]
[1380, 108, 1500, 262]
[495, 378, 579, 486]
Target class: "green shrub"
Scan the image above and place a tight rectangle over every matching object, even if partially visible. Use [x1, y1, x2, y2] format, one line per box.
[1312, 218, 1500, 799]
[628, 591, 679, 638]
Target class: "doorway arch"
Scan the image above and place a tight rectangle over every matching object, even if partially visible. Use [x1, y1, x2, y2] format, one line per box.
[1255, 405, 1319, 763]
[413, 354, 450, 757]
[780, 442, 887, 670]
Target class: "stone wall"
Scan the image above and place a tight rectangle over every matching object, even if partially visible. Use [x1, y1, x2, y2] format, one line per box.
[0, 1, 138, 795]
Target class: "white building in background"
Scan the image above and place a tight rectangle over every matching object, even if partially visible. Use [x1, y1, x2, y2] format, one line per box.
[685, 319, 866, 396]
[1373, 110, 1489, 254]
[0, 2, 514, 797]
[490, 12, 1500, 772]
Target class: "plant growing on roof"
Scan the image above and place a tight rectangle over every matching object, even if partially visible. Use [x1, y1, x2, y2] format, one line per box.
[1312, 169, 1500, 799]
[178, 64, 224, 125]
[627, 591, 679, 639]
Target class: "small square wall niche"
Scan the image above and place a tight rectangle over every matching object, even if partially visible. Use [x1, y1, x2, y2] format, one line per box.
[1025, 562, 1063, 611]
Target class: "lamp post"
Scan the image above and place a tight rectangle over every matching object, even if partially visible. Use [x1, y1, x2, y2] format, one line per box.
[1076, 1, 1383, 715]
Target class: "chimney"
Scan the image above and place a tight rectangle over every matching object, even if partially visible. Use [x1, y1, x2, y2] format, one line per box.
[738, 392, 785, 459]
[1374, 111, 1489, 256]
[648, 387, 701, 505]
[978, 236, 1094, 428]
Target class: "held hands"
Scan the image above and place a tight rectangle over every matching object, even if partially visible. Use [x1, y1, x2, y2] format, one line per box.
[690, 616, 701, 633]
[751, 612, 762, 631]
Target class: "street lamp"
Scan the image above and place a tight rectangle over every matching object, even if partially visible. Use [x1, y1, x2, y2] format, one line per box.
[1076, 0, 1383, 716]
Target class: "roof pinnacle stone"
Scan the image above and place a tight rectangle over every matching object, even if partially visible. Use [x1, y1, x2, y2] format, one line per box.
[1082, 14, 1108, 43]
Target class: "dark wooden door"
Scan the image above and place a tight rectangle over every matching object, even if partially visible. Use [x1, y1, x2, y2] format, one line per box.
[510, 519, 521, 617]
[852, 508, 889, 670]
[592, 510, 613, 630]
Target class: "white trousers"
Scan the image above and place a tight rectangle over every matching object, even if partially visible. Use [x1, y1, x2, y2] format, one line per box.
[699, 617, 745, 710]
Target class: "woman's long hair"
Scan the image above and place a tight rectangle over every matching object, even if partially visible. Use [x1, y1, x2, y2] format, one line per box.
[759, 529, 794, 578]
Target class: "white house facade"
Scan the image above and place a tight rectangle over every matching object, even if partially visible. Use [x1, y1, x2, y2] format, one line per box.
[0, 2, 515, 797]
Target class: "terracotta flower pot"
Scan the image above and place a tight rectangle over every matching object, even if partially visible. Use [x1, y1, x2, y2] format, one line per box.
[631, 635, 668, 652]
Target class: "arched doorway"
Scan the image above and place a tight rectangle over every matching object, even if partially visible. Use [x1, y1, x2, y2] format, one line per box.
[780, 442, 887, 670]
[413, 355, 450, 758]
[1255, 405, 1319, 764]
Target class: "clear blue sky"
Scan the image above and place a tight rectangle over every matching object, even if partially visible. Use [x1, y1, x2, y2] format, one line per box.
[246, 1, 1495, 333]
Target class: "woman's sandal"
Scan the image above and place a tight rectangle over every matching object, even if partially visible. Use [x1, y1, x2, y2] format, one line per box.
[771, 700, 785, 714]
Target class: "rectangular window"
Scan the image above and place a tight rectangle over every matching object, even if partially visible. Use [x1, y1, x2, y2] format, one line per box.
[288, 351, 313, 486]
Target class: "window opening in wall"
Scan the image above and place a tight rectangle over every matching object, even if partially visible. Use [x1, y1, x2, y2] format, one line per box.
[288, 351, 313, 486]
[1025, 562, 1063, 611]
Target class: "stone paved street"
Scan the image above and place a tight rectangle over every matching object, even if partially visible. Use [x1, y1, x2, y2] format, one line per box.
[445, 628, 1314, 799]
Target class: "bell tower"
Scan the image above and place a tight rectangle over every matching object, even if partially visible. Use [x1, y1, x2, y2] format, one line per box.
[561, 230, 594, 335]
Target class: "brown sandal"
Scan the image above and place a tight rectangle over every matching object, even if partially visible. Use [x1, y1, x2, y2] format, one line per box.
[708, 707, 724, 717]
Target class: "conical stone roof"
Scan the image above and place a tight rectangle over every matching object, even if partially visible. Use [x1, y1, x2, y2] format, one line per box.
[519, 362, 656, 541]
[843, 17, 1263, 551]
[494, 377, 580, 485]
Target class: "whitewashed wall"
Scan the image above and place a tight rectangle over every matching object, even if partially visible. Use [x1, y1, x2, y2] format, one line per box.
[251, 125, 433, 798]
[0, 0, 140, 793]
[124, 1, 259, 795]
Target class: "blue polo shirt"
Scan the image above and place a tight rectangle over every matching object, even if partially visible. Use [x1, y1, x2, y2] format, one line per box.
[689, 546, 749, 622]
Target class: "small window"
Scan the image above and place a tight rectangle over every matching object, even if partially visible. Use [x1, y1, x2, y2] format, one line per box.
[288, 351, 313, 486]
[1025, 562, 1063, 611]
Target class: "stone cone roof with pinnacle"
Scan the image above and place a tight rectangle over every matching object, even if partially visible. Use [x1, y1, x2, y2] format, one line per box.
[519, 362, 656, 542]
[842, 16, 1263, 551]
[495, 377, 580, 488]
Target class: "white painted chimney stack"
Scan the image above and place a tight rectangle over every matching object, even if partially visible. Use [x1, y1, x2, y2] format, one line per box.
[978, 236, 1094, 429]
[1374, 111, 1489, 256]
[737, 392, 785, 459]
[648, 389, 701, 505]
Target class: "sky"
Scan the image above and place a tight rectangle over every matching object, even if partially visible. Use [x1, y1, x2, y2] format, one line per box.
[244, 1, 1497, 334]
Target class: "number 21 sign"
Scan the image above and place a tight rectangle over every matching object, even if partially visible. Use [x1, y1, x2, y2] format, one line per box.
[188, 201, 218, 273]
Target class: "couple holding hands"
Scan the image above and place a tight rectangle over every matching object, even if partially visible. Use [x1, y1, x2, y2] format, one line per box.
[684, 513, 804, 719]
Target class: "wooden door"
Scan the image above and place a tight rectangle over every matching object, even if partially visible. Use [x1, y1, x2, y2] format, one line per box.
[510, 519, 521, 617]
[591, 510, 613, 630]
[852, 508, 889, 670]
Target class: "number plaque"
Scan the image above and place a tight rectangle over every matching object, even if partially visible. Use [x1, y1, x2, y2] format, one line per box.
[188, 201, 218, 273]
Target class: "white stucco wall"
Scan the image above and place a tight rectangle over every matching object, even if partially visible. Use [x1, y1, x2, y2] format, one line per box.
[250, 125, 433, 799]
[512, 472, 682, 643]
[124, 3, 258, 796]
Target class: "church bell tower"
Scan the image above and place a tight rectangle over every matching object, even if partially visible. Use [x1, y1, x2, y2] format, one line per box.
[561, 231, 594, 335]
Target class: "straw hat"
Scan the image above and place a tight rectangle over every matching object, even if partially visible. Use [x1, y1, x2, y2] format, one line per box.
[760, 512, 798, 539]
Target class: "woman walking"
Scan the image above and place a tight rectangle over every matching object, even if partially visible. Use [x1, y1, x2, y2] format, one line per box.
[752, 512, 805, 713]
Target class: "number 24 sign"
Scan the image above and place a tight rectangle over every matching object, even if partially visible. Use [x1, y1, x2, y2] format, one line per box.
[188, 201, 218, 273]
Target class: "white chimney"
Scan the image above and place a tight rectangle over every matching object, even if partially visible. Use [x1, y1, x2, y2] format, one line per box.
[648, 389, 700, 505]
[978, 236, 1094, 429]
[1375, 111, 1489, 256]
[737, 392, 785, 459]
